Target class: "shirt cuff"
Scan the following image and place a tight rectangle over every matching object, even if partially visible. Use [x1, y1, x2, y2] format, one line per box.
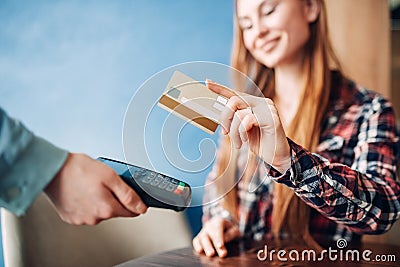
[0, 135, 68, 215]
[264, 138, 310, 188]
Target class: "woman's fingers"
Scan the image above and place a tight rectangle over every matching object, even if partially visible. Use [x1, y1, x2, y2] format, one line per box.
[229, 108, 254, 149]
[193, 229, 218, 257]
[209, 83, 275, 157]
[192, 236, 204, 254]
[220, 95, 251, 135]
[206, 80, 237, 98]
[207, 80, 290, 169]
[206, 80, 251, 134]
[199, 233, 216, 257]
[192, 218, 240, 258]
[208, 219, 229, 257]
[239, 112, 259, 144]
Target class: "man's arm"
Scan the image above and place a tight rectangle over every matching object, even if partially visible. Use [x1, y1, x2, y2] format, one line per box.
[0, 107, 68, 215]
[0, 107, 147, 224]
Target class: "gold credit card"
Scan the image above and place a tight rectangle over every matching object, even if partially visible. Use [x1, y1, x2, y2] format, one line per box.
[157, 71, 228, 134]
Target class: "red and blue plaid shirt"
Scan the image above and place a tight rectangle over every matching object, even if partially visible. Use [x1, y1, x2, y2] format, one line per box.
[202, 73, 400, 242]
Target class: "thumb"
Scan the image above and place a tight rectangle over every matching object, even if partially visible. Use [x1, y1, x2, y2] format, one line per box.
[224, 227, 240, 243]
[223, 221, 241, 243]
[107, 174, 148, 214]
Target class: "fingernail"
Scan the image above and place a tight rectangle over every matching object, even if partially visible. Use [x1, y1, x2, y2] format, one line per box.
[205, 249, 214, 257]
[136, 202, 147, 214]
[218, 248, 227, 258]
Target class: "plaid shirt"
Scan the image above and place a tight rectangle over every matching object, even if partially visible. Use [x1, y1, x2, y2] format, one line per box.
[202, 73, 400, 242]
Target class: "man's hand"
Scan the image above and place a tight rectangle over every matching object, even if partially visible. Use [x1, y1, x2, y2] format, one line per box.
[44, 153, 147, 225]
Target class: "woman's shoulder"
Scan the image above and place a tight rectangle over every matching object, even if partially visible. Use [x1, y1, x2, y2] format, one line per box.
[331, 71, 394, 113]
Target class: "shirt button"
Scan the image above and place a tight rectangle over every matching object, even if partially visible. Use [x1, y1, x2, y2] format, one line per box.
[328, 116, 338, 124]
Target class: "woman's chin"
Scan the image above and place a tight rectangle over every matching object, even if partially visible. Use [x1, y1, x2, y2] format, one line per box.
[252, 51, 281, 68]
[259, 58, 280, 69]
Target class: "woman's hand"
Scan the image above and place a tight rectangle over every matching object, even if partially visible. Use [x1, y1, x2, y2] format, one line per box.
[192, 217, 240, 258]
[207, 80, 291, 173]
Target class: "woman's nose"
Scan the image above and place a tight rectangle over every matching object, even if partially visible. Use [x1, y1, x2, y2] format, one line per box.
[254, 17, 269, 38]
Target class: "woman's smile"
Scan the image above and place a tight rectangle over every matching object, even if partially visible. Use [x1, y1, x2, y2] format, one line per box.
[257, 37, 280, 53]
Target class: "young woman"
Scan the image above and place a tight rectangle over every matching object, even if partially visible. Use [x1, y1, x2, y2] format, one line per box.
[192, 0, 400, 258]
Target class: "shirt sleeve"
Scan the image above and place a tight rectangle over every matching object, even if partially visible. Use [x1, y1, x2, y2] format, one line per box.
[264, 98, 400, 235]
[0, 108, 68, 215]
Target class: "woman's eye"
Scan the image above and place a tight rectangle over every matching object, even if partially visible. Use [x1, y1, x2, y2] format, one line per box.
[261, 6, 276, 16]
[241, 24, 252, 30]
[239, 20, 253, 30]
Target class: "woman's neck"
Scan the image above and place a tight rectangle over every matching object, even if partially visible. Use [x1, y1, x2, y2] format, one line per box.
[273, 63, 304, 128]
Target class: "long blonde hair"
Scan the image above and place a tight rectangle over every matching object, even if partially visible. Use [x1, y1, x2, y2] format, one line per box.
[216, 0, 342, 246]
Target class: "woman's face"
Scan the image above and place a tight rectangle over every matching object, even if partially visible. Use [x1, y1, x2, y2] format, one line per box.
[236, 0, 319, 68]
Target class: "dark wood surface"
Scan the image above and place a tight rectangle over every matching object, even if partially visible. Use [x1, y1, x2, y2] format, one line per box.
[116, 238, 400, 267]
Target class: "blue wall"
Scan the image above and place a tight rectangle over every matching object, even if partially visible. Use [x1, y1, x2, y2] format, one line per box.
[0, 1, 234, 265]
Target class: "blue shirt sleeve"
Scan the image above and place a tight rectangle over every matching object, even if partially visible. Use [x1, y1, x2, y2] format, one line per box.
[0, 107, 68, 215]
